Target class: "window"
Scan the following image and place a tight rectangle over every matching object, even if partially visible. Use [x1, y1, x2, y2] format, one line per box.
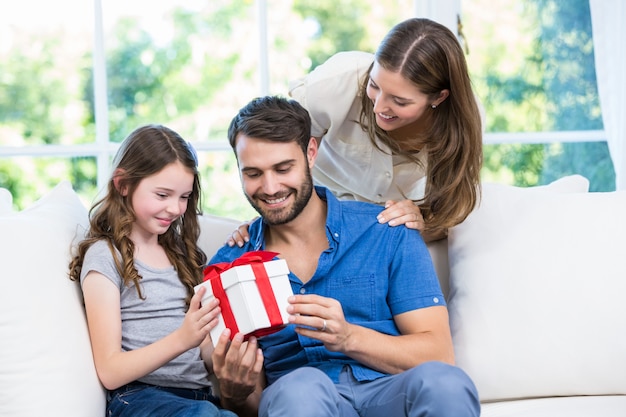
[0, 0, 615, 215]
[462, 0, 615, 190]
[0, 0, 95, 206]
[0, 0, 415, 216]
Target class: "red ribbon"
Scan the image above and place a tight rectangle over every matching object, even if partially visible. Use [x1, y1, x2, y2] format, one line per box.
[203, 251, 284, 340]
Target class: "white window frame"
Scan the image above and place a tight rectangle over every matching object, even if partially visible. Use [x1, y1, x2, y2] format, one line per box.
[0, 0, 607, 192]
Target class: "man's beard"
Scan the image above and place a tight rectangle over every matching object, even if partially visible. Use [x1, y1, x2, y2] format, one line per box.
[245, 168, 314, 226]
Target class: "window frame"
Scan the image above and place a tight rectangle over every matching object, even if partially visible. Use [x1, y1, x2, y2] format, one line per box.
[0, 0, 608, 192]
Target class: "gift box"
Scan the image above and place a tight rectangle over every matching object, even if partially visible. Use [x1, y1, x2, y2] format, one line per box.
[194, 251, 293, 346]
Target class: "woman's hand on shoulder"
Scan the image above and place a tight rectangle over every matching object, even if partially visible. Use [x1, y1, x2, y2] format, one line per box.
[225, 218, 258, 247]
[377, 199, 425, 230]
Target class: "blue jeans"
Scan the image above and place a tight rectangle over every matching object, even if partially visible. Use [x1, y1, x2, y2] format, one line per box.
[259, 362, 480, 417]
[107, 382, 238, 417]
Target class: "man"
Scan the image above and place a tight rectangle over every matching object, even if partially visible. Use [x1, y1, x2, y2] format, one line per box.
[208, 96, 480, 417]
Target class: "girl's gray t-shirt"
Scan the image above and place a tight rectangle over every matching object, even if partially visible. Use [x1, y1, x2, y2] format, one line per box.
[80, 239, 210, 389]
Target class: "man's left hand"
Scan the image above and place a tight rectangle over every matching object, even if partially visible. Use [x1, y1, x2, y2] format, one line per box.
[287, 294, 353, 352]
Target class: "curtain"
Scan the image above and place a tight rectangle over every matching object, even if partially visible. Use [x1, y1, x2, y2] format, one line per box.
[590, 0, 626, 190]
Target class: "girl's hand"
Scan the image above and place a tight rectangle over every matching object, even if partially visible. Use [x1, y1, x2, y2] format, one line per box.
[178, 287, 221, 350]
[225, 218, 257, 247]
[377, 199, 425, 230]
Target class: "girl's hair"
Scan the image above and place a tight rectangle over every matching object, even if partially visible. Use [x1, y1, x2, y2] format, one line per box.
[359, 17, 483, 234]
[69, 124, 206, 306]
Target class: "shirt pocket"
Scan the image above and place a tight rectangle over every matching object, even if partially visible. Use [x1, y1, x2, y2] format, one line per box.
[329, 274, 376, 321]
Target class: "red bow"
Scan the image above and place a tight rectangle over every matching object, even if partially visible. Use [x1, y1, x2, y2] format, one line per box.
[203, 251, 279, 282]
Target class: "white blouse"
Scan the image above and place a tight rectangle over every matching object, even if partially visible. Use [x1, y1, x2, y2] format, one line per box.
[289, 51, 427, 205]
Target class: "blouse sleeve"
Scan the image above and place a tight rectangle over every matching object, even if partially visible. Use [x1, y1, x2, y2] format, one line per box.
[288, 51, 374, 139]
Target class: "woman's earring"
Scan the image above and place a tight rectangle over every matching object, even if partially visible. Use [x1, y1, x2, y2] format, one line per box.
[431, 104, 437, 109]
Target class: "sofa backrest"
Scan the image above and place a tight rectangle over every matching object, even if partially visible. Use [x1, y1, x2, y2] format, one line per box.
[446, 176, 626, 401]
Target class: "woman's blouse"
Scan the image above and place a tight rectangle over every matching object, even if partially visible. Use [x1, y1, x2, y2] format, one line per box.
[289, 50, 427, 204]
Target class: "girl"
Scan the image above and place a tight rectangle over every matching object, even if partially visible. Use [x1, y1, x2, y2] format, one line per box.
[69, 125, 236, 417]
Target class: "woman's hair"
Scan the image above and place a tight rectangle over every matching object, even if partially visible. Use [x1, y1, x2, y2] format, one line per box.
[227, 95, 312, 156]
[359, 17, 483, 234]
[69, 124, 206, 306]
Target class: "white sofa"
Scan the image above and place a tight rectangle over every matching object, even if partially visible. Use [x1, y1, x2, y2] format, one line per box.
[1, 176, 625, 417]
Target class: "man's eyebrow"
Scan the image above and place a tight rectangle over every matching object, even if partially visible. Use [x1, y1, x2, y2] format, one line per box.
[240, 159, 297, 171]
[273, 159, 297, 167]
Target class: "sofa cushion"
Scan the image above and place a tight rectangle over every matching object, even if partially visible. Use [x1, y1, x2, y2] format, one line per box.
[426, 238, 450, 298]
[0, 181, 106, 417]
[0, 187, 13, 215]
[197, 213, 242, 259]
[448, 177, 626, 402]
[482, 395, 626, 417]
[428, 175, 590, 299]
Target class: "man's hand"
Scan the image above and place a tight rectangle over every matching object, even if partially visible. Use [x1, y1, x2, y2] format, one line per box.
[211, 329, 264, 407]
[287, 294, 353, 353]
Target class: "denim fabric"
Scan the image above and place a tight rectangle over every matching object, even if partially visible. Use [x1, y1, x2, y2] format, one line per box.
[210, 186, 444, 385]
[107, 383, 237, 417]
[258, 363, 480, 417]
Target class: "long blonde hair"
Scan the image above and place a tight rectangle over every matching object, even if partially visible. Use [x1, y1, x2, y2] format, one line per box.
[359, 18, 482, 234]
[69, 124, 206, 306]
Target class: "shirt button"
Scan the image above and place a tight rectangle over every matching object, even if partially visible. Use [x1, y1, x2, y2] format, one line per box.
[334, 232, 339, 238]
[385, 171, 391, 178]
[433, 297, 440, 304]
[299, 288, 306, 294]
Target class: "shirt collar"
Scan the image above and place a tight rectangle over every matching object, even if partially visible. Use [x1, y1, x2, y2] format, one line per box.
[317, 186, 342, 246]
[247, 185, 342, 249]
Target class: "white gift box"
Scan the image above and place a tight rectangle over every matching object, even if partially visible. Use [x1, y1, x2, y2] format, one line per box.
[195, 258, 293, 346]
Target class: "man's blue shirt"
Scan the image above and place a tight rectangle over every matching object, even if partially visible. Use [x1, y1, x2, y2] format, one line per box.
[209, 186, 444, 385]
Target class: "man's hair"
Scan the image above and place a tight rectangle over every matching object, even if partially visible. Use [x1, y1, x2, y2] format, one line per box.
[227, 96, 312, 156]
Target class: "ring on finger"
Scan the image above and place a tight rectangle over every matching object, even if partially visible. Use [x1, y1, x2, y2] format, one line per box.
[320, 319, 327, 332]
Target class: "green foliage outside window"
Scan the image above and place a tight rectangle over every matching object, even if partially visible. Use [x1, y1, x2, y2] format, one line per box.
[467, 0, 614, 190]
[0, 0, 615, 214]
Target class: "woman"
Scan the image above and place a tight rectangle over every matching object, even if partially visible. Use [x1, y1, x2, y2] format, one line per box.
[230, 17, 482, 244]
